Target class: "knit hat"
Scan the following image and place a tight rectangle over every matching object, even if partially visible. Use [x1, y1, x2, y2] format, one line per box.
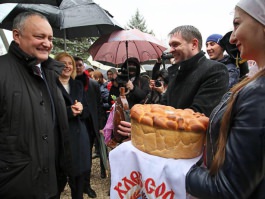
[107, 67, 117, 74]
[206, 34, 223, 44]
[237, 0, 265, 26]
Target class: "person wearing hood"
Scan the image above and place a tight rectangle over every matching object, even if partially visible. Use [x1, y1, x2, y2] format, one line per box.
[108, 57, 150, 109]
[0, 12, 72, 198]
[206, 33, 240, 88]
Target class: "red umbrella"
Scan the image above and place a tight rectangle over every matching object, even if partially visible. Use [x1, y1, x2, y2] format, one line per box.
[88, 29, 167, 65]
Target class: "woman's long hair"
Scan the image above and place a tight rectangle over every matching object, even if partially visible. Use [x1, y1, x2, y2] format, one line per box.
[210, 68, 265, 174]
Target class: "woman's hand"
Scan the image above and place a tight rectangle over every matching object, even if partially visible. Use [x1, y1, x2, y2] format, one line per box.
[71, 100, 83, 116]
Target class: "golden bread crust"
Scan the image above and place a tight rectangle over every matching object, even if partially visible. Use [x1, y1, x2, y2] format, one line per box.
[130, 104, 209, 159]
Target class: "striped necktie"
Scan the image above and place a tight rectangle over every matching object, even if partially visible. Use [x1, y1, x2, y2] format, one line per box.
[32, 65, 42, 78]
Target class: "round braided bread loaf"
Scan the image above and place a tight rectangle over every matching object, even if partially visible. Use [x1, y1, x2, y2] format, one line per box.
[130, 104, 209, 159]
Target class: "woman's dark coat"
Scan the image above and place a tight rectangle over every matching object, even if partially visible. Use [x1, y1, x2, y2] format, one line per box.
[186, 77, 265, 199]
[0, 41, 72, 199]
[58, 78, 90, 177]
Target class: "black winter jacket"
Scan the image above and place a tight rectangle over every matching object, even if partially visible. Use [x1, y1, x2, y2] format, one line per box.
[186, 77, 265, 199]
[219, 55, 240, 89]
[76, 74, 105, 139]
[161, 51, 229, 117]
[126, 75, 151, 108]
[0, 41, 72, 199]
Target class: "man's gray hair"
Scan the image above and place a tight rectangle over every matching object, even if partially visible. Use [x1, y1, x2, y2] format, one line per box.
[12, 11, 48, 31]
[168, 25, 203, 50]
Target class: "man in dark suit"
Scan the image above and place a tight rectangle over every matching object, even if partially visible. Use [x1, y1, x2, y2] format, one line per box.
[0, 12, 72, 199]
[74, 56, 106, 198]
[161, 25, 229, 117]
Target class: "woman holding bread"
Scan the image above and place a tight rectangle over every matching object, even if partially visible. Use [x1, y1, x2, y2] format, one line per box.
[185, 0, 265, 198]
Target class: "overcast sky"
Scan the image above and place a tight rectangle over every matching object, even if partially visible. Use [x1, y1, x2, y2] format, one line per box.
[94, 0, 238, 50]
[1, 0, 238, 54]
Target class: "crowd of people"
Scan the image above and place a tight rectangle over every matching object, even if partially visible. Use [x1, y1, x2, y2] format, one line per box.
[0, 0, 264, 198]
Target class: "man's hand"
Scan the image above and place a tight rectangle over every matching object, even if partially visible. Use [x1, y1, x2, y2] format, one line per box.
[126, 80, 134, 91]
[149, 79, 165, 93]
[117, 121, 132, 138]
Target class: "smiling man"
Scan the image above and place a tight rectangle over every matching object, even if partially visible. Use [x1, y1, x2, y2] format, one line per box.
[161, 25, 229, 117]
[0, 12, 72, 199]
[206, 34, 240, 88]
[206, 34, 224, 60]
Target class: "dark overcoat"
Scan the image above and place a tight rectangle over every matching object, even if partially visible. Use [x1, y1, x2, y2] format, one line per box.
[0, 41, 72, 199]
[76, 74, 105, 139]
[58, 78, 91, 176]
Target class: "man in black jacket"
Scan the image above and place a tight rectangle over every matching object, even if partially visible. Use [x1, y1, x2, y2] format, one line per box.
[0, 12, 72, 199]
[74, 56, 106, 198]
[118, 25, 229, 137]
[161, 25, 229, 117]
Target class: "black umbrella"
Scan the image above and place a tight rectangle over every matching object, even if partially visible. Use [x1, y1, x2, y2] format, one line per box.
[0, 0, 98, 8]
[0, 0, 123, 49]
[0, 0, 62, 6]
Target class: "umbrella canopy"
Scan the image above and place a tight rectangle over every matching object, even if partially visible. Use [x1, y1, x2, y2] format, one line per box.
[88, 29, 168, 65]
[0, 0, 62, 6]
[0, 0, 123, 39]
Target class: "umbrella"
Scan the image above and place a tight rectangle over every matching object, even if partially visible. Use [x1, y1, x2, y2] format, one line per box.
[98, 133, 109, 174]
[0, 0, 62, 6]
[0, 0, 123, 41]
[88, 29, 168, 65]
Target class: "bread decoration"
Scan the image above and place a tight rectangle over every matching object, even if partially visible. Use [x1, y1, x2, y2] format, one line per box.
[130, 104, 209, 159]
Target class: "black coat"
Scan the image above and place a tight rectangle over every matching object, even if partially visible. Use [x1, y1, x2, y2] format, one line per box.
[0, 41, 72, 199]
[126, 76, 151, 108]
[186, 77, 265, 199]
[219, 55, 240, 89]
[58, 78, 90, 176]
[76, 74, 105, 138]
[161, 51, 229, 117]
